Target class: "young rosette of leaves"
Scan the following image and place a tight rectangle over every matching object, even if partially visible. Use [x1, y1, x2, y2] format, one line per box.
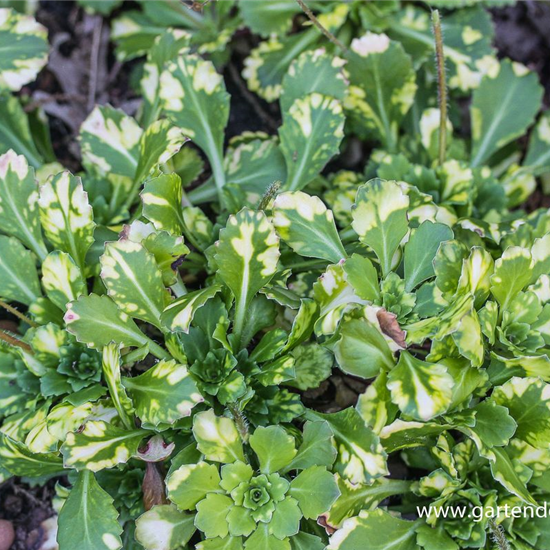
[138, 410, 339, 549]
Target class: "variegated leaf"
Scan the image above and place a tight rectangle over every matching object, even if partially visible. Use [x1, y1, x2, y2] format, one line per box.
[161, 284, 223, 333]
[100, 239, 170, 328]
[65, 294, 170, 359]
[38, 171, 95, 270]
[0, 8, 48, 91]
[160, 53, 230, 202]
[346, 32, 416, 149]
[61, 420, 147, 471]
[490, 246, 532, 311]
[525, 111, 550, 174]
[280, 48, 347, 112]
[141, 173, 185, 235]
[0, 150, 47, 259]
[41, 251, 86, 311]
[192, 409, 245, 463]
[102, 344, 134, 430]
[57, 470, 123, 550]
[272, 191, 346, 263]
[351, 179, 409, 275]
[471, 60, 543, 167]
[0, 235, 41, 305]
[279, 93, 345, 192]
[387, 351, 454, 421]
[135, 504, 196, 550]
[215, 208, 279, 348]
[123, 360, 203, 427]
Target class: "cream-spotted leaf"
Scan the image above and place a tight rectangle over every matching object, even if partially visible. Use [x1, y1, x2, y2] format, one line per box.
[160, 54, 229, 201]
[215, 208, 279, 349]
[192, 409, 244, 464]
[135, 504, 196, 550]
[490, 246, 532, 311]
[272, 191, 346, 263]
[279, 93, 344, 192]
[471, 60, 543, 167]
[327, 509, 419, 550]
[161, 284, 223, 334]
[0, 8, 48, 91]
[41, 251, 86, 311]
[57, 470, 123, 550]
[38, 171, 95, 270]
[387, 351, 453, 421]
[0, 150, 47, 259]
[346, 33, 416, 150]
[249, 425, 296, 474]
[307, 408, 388, 484]
[0, 235, 41, 305]
[351, 179, 409, 275]
[491, 377, 550, 450]
[102, 344, 134, 430]
[525, 111, 550, 173]
[122, 360, 203, 427]
[141, 173, 185, 235]
[61, 420, 147, 472]
[100, 239, 170, 328]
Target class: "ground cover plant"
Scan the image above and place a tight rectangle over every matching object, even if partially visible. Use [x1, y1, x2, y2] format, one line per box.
[0, 0, 550, 549]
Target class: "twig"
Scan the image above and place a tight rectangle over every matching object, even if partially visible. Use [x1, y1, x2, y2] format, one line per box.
[228, 403, 249, 443]
[257, 181, 281, 211]
[431, 10, 448, 166]
[0, 331, 32, 352]
[295, 0, 348, 54]
[0, 299, 38, 327]
[87, 15, 103, 112]
[227, 63, 279, 132]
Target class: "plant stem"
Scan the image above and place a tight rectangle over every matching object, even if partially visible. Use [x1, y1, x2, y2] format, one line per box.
[0, 299, 37, 327]
[432, 9, 447, 166]
[143, 337, 171, 361]
[228, 403, 249, 444]
[295, 0, 348, 54]
[489, 519, 510, 550]
[257, 181, 281, 211]
[0, 331, 32, 352]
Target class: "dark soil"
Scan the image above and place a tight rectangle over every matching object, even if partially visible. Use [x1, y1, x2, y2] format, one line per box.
[2, 1, 550, 548]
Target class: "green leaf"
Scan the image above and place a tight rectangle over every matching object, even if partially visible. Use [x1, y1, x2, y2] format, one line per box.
[468, 400, 516, 448]
[42, 251, 86, 311]
[0, 431, 64, 477]
[38, 171, 95, 270]
[280, 49, 347, 112]
[0, 150, 47, 259]
[279, 93, 344, 192]
[167, 461, 221, 510]
[135, 505, 196, 550]
[0, 95, 43, 167]
[161, 284, 223, 334]
[0, 8, 48, 91]
[327, 509, 418, 550]
[215, 208, 279, 348]
[307, 408, 388, 484]
[387, 351, 454, 421]
[269, 496, 301, 539]
[160, 53, 229, 201]
[288, 342, 332, 391]
[272, 191, 346, 263]
[123, 360, 203, 426]
[197, 536, 244, 550]
[65, 294, 163, 354]
[343, 254, 380, 302]
[416, 524, 458, 550]
[525, 111, 550, 172]
[250, 425, 296, 474]
[289, 466, 339, 519]
[192, 409, 244, 463]
[0, 235, 41, 305]
[404, 221, 453, 291]
[491, 377, 550, 449]
[61, 420, 147, 472]
[100, 239, 170, 328]
[490, 246, 533, 311]
[240, 1, 300, 36]
[57, 470, 123, 550]
[351, 179, 409, 275]
[471, 60, 543, 167]
[290, 533, 325, 550]
[346, 33, 416, 150]
[284, 420, 336, 471]
[333, 316, 396, 379]
[196, 493, 233, 538]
